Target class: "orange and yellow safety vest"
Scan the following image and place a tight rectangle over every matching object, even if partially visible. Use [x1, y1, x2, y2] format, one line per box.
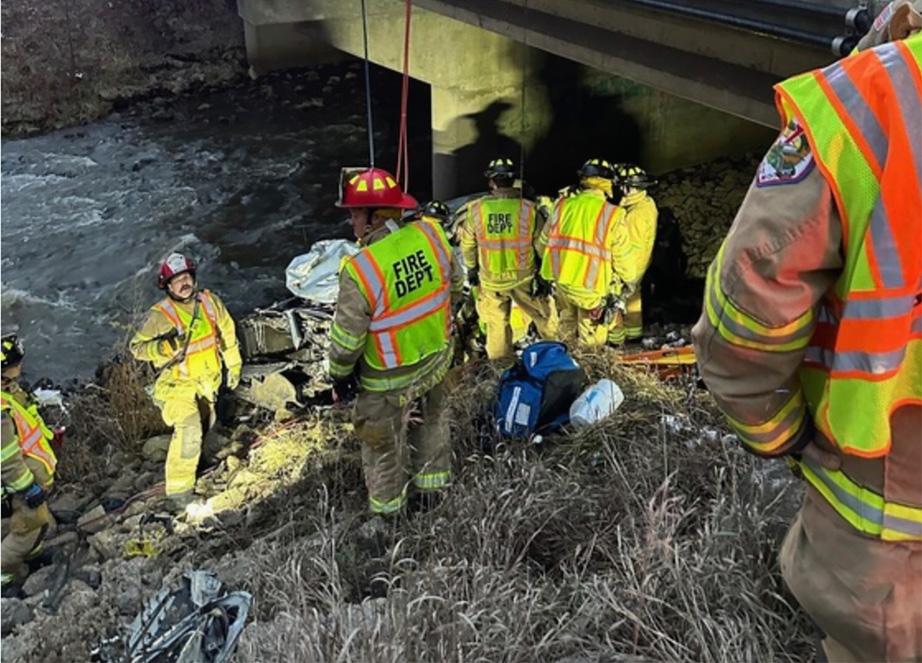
[471, 197, 536, 289]
[778, 34, 922, 541]
[154, 289, 222, 381]
[343, 220, 453, 381]
[540, 191, 622, 306]
[1, 390, 57, 490]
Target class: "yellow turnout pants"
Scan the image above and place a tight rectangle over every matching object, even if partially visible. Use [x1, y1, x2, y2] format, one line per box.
[1, 458, 54, 585]
[624, 290, 643, 340]
[477, 283, 558, 361]
[353, 378, 451, 514]
[555, 292, 612, 347]
[607, 290, 642, 345]
[156, 380, 216, 497]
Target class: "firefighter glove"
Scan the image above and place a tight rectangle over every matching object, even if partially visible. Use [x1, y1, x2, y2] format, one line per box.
[467, 267, 480, 287]
[22, 482, 46, 509]
[159, 328, 183, 354]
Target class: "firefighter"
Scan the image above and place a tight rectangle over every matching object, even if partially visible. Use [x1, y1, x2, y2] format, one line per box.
[1, 334, 57, 596]
[130, 253, 241, 510]
[535, 158, 635, 346]
[608, 164, 659, 345]
[328, 167, 463, 515]
[692, 4, 922, 660]
[457, 158, 557, 361]
[417, 200, 451, 227]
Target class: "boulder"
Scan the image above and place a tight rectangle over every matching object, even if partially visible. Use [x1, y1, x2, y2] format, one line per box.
[22, 564, 58, 596]
[1, 598, 33, 635]
[44, 530, 79, 550]
[133, 471, 160, 492]
[48, 490, 84, 515]
[142, 434, 172, 462]
[88, 528, 122, 560]
[77, 505, 109, 534]
[114, 582, 143, 616]
[243, 372, 299, 419]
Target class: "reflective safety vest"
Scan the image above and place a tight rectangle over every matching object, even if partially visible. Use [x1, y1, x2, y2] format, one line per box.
[541, 191, 621, 304]
[792, 455, 922, 542]
[472, 197, 536, 288]
[776, 35, 922, 539]
[1, 390, 57, 481]
[154, 290, 222, 381]
[344, 220, 453, 372]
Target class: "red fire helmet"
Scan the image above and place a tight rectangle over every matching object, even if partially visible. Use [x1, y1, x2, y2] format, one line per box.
[158, 252, 196, 289]
[337, 167, 418, 209]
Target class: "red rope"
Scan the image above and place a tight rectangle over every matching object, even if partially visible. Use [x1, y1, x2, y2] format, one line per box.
[396, 0, 412, 189]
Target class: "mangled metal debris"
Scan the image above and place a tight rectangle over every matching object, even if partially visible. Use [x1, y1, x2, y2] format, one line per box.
[235, 298, 335, 414]
[91, 570, 251, 663]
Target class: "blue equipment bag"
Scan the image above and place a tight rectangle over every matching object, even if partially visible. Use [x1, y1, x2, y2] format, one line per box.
[494, 341, 587, 439]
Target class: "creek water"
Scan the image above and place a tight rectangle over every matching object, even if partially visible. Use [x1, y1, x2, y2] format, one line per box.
[1, 63, 430, 383]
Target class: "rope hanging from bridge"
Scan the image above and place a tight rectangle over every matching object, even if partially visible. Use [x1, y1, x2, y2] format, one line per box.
[519, 0, 528, 196]
[396, 0, 413, 188]
[360, 0, 376, 167]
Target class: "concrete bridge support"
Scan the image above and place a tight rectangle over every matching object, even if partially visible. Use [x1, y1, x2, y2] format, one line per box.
[236, 0, 774, 198]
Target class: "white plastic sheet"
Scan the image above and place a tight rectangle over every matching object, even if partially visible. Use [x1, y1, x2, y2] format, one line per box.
[285, 239, 359, 303]
[569, 379, 624, 429]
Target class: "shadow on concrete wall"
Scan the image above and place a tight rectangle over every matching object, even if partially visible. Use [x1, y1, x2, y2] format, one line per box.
[438, 53, 643, 198]
[448, 100, 523, 196]
[524, 56, 642, 195]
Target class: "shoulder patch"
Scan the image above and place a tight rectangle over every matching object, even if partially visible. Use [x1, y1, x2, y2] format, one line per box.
[756, 119, 815, 188]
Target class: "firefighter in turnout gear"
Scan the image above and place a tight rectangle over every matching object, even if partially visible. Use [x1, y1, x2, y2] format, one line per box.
[693, 4, 922, 660]
[1, 334, 57, 595]
[130, 253, 242, 510]
[329, 167, 464, 515]
[458, 158, 557, 361]
[535, 158, 635, 346]
[417, 200, 451, 226]
[608, 164, 659, 345]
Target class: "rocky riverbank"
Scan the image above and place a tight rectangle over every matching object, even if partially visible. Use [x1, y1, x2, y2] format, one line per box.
[0, 335, 812, 661]
[1, 0, 245, 136]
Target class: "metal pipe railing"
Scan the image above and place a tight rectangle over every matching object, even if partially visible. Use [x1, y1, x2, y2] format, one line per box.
[613, 0, 869, 54]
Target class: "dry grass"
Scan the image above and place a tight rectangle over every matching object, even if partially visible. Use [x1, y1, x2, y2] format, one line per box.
[12, 346, 815, 662]
[229, 348, 814, 662]
[58, 353, 165, 485]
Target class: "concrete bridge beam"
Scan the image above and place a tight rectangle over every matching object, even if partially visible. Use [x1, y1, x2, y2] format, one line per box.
[237, 0, 777, 196]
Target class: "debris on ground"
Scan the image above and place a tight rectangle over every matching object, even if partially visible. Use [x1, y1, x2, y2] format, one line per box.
[90, 570, 252, 663]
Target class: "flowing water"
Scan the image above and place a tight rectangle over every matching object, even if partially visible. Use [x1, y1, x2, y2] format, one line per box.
[1, 64, 428, 383]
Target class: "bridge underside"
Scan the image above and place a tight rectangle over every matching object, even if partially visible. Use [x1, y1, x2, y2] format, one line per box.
[237, 0, 845, 197]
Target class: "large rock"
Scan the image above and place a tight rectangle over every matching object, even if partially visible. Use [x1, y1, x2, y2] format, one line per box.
[22, 564, 58, 596]
[77, 504, 109, 534]
[44, 530, 79, 550]
[48, 490, 85, 516]
[114, 582, 143, 616]
[242, 372, 299, 420]
[88, 528, 123, 560]
[142, 434, 172, 462]
[0, 598, 33, 635]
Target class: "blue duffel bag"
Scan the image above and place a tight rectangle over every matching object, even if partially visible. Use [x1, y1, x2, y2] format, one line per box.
[494, 341, 587, 439]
